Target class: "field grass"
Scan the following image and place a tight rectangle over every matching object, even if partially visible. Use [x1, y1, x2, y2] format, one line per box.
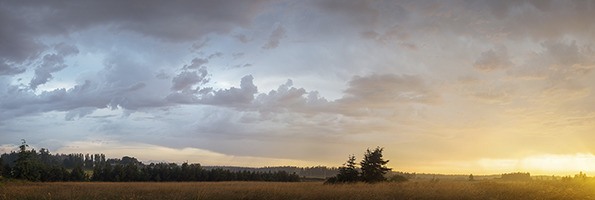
[1, 180, 595, 200]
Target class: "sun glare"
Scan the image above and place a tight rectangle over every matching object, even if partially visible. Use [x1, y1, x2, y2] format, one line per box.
[522, 154, 595, 175]
[479, 153, 595, 175]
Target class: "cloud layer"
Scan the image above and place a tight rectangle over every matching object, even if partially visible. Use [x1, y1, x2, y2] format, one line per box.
[2, 0, 595, 174]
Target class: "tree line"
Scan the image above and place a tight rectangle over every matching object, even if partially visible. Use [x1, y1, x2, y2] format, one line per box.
[0, 140, 299, 182]
[90, 162, 299, 182]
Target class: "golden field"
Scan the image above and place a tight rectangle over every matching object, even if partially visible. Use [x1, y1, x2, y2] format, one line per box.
[1, 180, 595, 200]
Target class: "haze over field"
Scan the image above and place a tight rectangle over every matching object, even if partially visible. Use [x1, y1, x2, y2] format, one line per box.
[2, 0, 595, 175]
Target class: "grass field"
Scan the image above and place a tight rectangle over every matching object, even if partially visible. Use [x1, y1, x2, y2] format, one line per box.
[2, 180, 595, 200]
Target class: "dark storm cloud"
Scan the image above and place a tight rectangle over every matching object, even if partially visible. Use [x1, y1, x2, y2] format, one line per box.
[0, 0, 281, 121]
[0, 62, 25, 76]
[0, 0, 270, 78]
[0, 7, 43, 75]
[1, 0, 270, 42]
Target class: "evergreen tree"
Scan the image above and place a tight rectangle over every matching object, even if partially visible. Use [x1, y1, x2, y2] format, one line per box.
[0, 157, 3, 177]
[2, 161, 11, 178]
[91, 163, 107, 181]
[70, 165, 87, 181]
[13, 140, 43, 181]
[360, 147, 391, 183]
[84, 154, 94, 169]
[3, 141, 302, 182]
[336, 155, 360, 183]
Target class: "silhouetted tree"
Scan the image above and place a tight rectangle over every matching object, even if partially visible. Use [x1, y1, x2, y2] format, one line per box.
[13, 140, 43, 181]
[122, 163, 139, 181]
[501, 172, 531, 181]
[4, 141, 301, 182]
[360, 147, 391, 183]
[84, 154, 93, 169]
[468, 174, 474, 181]
[336, 155, 360, 183]
[45, 165, 69, 181]
[1, 161, 11, 178]
[575, 171, 587, 181]
[39, 148, 52, 165]
[70, 165, 87, 181]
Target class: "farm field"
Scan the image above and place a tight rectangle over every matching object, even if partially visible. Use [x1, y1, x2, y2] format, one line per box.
[2, 180, 595, 200]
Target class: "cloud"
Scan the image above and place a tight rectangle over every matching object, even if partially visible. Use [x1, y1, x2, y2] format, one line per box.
[474, 46, 512, 72]
[5, 0, 595, 171]
[314, 0, 380, 28]
[0, 0, 273, 82]
[234, 34, 251, 43]
[183, 74, 438, 118]
[65, 107, 97, 121]
[231, 63, 252, 69]
[488, 0, 595, 40]
[0, 61, 26, 76]
[0, 55, 171, 121]
[361, 26, 416, 49]
[471, 88, 513, 105]
[506, 40, 595, 81]
[254, 79, 329, 113]
[262, 25, 287, 49]
[505, 40, 595, 102]
[1, 1, 271, 42]
[183, 58, 209, 70]
[232, 52, 245, 59]
[540, 40, 595, 72]
[166, 67, 210, 104]
[201, 75, 258, 106]
[182, 53, 223, 70]
[30, 43, 79, 90]
[339, 74, 440, 108]
[171, 68, 209, 92]
[540, 80, 590, 103]
[0, 7, 43, 76]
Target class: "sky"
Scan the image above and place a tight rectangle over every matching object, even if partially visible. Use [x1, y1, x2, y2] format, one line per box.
[2, 0, 595, 176]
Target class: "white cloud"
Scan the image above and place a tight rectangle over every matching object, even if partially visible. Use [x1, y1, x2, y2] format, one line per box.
[201, 75, 258, 106]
